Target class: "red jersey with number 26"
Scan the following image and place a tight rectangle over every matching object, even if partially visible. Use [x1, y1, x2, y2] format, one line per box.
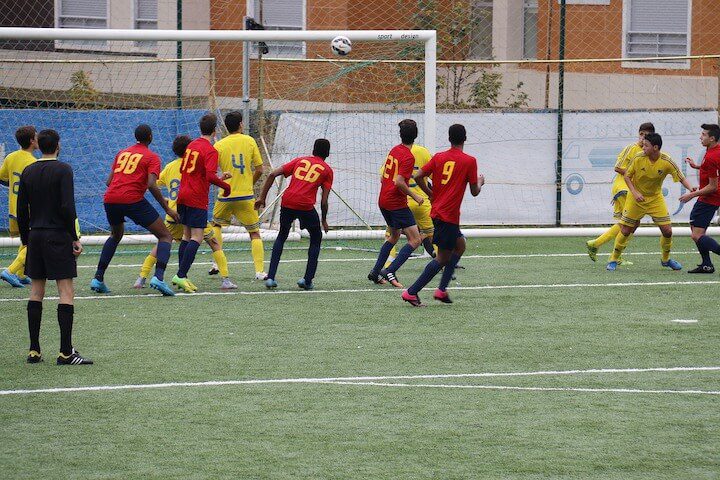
[421, 147, 478, 225]
[104, 143, 161, 204]
[699, 143, 720, 206]
[177, 137, 231, 210]
[281, 156, 334, 211]
[378, 144, 415, 210]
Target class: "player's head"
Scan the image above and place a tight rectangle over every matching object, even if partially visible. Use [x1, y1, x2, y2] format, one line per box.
[172, 135, 192, 159]
[224, 111, 243, 134]
[398, 119, 418, 145]
[448, 124, 467, 146]
[37, 129, 60, 156]
[15, 125, 37, 150]
[637, 122, 655, 145]
[312, 138, 331, 159]
[642, 132, 662, 155]
[700, 123, 720, 147]
[199, 113, 217, 136]
[135, 124, 153, 145]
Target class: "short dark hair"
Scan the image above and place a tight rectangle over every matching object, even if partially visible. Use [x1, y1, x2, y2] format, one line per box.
[199, 113, 217, 136]
[702, 123, 720, 142]
[15, 125, 36, 149]
[644, 132, 662, 149]
[638, 122, 655, 134]
[312, 138, 331, 159]
[37, 129, 60, 155]
[135, 124, 152, 144]
[224, 111, 243, 133]
[398, 119, 418, 144]
[448, 124, 467, 146]
[172, 135, 192, 158]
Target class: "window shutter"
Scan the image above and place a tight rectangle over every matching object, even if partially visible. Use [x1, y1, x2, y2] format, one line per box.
[627, 0, 689, 57]
[254, 0, 303, 29]
[136, 0, 157, 21]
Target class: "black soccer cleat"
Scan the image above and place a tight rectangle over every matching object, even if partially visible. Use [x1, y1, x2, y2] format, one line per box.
[56, 348, 93, 365]
[368, 271, 386, 285]
[26, 350, 43, 364]
[688, 264, 715, 274]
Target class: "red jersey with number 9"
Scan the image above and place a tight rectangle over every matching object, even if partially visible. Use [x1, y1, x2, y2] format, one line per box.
[177, 137, 224, 210]
[104, 143, 161, 204]
[421, 147, 478, 225]
[378, 144, 415, 210]
[281, 156, 334, 210]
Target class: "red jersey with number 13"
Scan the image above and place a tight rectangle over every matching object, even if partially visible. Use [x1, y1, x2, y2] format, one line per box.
[281, 156, 334, 210]
[177, 137, 230, 210]
[378, 144, 415, 210]
[421, 147, 478, 225]
[104, 143, 161, 204]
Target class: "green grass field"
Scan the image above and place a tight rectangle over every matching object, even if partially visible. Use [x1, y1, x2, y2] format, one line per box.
[1, 235, 719, 479]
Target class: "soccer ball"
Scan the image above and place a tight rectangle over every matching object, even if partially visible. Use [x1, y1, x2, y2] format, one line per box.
[331, 36, 352, 56]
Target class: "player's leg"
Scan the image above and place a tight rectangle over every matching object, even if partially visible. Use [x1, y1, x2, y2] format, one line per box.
[688, 201, 718, 273]
[236, 200, 266, 279]
[607, 198, 642, 270]
[299, 210, 322, 290]
[177, 227, 204, 278]
[26, 277, 45, 362]
[383, 228, 398, 269]
[1, 218, 28, 287]
[382, 209, 422, 287]
[265, 207, 294, 288]
[403, 219, 446, 306]
[143, 218, 175, 295]
[434, 233, 466, 303]
[206, 228, 236, 289]
[648, 199, 681, 270]
[91, 208, 124, 293]
[369, 209, 401, 283]
[55, 278, 92, 365]
[136, 244, 159, 288]
[209, 200, 230, 275]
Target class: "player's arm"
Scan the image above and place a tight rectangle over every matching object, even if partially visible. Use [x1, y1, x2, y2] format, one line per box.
[413, 170, 433, 200]
[254, 166, 284, 210]
[59, 166, 80, 242]
[205, 150, 232, 196]
[680, 176, 716, 203]
[16, 174, 29, 245]
[0, 160, 8, 186]
[320, 185, 331, 233]
[251, 140, 264, 184]
[623, 172, 644, 202]
[470, 174, 485, 197]
[685, 157, 701, 169]
[394, 173, 421, 204]
[614, 145, 632, 175]
[148, 172, 180, 222]
[253, 164, 264, 185]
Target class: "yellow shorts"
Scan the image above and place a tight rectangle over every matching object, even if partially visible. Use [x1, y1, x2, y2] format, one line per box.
[212, 198, 260, 233]
[612, 192, 627, 219]
[8, 217, 19, 237]
[166, 221, 214, 242]
[619, 195, 672, 227]
[409, 200, 434, 235]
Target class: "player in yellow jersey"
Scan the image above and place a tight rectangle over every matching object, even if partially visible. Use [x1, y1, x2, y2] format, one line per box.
[210, 111, 267, 280]
[133, 135, 237, 290]
[0, 126, 37, 288]
[586, 122, 655, 264]
[606, 132, 696, 271]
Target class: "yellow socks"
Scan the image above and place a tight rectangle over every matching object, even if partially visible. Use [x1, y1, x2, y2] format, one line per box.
[212, 250, 229, 278]
[140, 254, 157, 279]
[592, 223, 620, 248]
[660, 235, 672, 262]
[7, 245, 26, 276]
[213, 225, 223, 248]
[251, 237, 264, 273]
[610, 232, 632, 262]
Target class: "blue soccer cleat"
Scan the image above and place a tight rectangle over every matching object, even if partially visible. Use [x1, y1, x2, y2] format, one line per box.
[149, 276, 175, 296]
[606, 261, 618, 271]
[1, 269, 24, 288]
[661, 259, 682, 271]
[297, 278, 314, 290]
[90, 278, 111, 293]
[18, 276, 31, 285]
[265, 278, 278, 289]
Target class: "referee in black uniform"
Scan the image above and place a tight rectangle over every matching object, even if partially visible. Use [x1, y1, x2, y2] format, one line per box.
[16, 129, 92, 365]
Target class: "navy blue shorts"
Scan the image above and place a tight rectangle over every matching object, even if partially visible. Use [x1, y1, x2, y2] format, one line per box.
[280, 206, 320, 230]
[689, 200, 719, 229]
[432, 218, 463, 251]
[104, 199, 160, 228]
[380, 207, 416, 230]
[178, 204, 208, 229]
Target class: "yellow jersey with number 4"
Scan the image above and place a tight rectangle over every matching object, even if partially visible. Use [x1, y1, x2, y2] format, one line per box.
[625, 152, 684, 198]
[215, 133, 263, 199]
[0, 149, 36, 218]
[612, 143, 643, 197]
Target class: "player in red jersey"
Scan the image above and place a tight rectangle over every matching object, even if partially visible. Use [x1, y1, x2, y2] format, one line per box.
[172, 113, 232, 292]
[91, 124, 179, 296]
[368, 119, 425, 288]
[402, 124, 484, 306]
[681, 123, 720, 272]
[255, 139, 333, 290]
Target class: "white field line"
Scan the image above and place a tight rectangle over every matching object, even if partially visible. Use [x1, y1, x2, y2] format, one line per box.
[74, 251, 699, 269]
[319, 380, 720, 396]
[1, 279, 719, 303]
[672, 319, 699, 324]
[1, 366, 717, 396]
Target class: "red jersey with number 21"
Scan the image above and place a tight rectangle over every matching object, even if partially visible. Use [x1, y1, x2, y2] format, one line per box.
[421, 147, 478, 225]
[177, 137, 230, 210]
[378, 144, 415, 210]
[281, 156, 334, 211]
[104, 143, 161, 204]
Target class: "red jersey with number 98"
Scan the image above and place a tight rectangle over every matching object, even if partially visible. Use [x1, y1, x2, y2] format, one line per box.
[421, 147, 478, 225]
[281, 156, 334, 211]
[104, 143, 161, 204]
[378, 144, 415, 210]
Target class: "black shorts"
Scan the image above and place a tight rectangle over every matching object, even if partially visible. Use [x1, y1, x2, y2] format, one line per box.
[104, 199, 160, 229]
[380, 207, 416, 230]
[280, 206, 320, 230]
[689, 200, 719, 229]
[432, 218, 463, 251]
[178, 204, 208, 229]
[25, 229, 77, 280]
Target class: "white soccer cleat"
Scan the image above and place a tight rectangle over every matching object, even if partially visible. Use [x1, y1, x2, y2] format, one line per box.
[255, 271, 268, 281]
[221, 278, 238, 290]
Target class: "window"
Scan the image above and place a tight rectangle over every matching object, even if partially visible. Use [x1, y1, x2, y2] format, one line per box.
[135, 0, 157, 49]
[469, 1, 493, 60]
[623, 0, 691, 68]
[55, 0, 108, 49]
[248, 0, 305, 58]
[523, 0, 538, 59]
